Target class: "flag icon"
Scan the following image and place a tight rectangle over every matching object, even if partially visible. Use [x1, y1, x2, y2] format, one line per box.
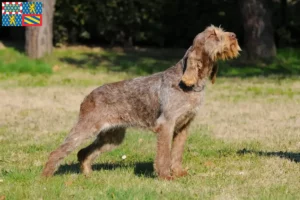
[22, 14, 42, 26]
[23, 2, 42, 14]
[1, 2, 42, 27]
[2, 2, 23, 14]
[2, 14, 22, 26]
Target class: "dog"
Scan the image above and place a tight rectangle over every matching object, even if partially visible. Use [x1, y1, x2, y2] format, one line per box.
[42, 25, 241, 180]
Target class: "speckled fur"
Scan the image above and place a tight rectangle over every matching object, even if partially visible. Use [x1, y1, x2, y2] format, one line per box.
[42, 25, 241, 180]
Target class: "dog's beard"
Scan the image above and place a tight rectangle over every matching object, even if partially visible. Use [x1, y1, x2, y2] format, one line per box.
[205, 40, 241, 61]
[217, 41, 241, 61]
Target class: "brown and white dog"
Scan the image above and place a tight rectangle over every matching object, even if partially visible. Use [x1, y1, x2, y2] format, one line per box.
[42, 25, 241, 180]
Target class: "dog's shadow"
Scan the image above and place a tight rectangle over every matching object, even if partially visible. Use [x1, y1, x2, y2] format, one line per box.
[237, 148, 300, 163]
[55, 161, 155, 178]
[55, 150, 300, 177]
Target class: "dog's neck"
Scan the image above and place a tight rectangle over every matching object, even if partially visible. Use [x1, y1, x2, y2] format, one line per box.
[179, 57, 213, 92]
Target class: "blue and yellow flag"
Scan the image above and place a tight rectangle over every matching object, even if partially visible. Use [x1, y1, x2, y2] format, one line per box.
[1, 2, 43, 27]
[2, 14, 22, 26]
[23, 2, 42, 14]
[22, 14, 42, 26]
[2, 2, 23, 14]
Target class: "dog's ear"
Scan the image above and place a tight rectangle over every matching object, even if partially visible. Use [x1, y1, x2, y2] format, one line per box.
[210, 63, 218, 84]
[181, 48, 202, 87]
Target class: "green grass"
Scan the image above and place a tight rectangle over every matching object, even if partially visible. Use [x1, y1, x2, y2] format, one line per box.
[0, 48, 52, 75]
[219, 48, 300, 77]
[0, 46, 300, 199]
[1, 46, 300, 85]
[1, 125, 300, 199]
[0, 46, 300, 89]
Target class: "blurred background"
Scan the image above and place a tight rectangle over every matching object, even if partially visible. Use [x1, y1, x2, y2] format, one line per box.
[0, 0, 300, 77]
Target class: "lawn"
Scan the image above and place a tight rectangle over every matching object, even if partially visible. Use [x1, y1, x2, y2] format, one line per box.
[0, 46, 300, 199]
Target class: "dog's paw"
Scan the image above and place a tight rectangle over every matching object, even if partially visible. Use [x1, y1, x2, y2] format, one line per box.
[158, 175, 174, 181]
[171, 168, 189, 178]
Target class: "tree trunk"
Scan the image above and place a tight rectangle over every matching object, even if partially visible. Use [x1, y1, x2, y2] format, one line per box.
[25, 0, 56, 59]
[239, 0, 276, 61]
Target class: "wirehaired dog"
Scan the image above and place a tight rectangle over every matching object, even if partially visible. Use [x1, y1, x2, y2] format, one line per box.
[42, 25, 241, 180]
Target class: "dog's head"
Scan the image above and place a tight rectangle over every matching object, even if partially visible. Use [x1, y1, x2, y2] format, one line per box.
[181, 25, 241, 86]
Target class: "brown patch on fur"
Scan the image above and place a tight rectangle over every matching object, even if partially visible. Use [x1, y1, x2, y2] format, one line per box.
[42, 25, 240, 179]
[210, 63, 218, 84]
[181, 25, 241, 86]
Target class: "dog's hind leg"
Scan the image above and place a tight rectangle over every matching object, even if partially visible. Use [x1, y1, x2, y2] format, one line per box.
[77, 127, 126, 175]
[42, 116, 105, 177]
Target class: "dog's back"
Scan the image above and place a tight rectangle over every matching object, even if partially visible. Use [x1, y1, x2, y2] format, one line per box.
[80, 71, 164, 128]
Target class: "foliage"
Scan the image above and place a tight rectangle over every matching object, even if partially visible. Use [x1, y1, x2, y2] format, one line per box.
[52, 0, 300, 48]
[0, 0, 300, 48]
[53, 0, 242, 47]
[54, 0, 165, 46]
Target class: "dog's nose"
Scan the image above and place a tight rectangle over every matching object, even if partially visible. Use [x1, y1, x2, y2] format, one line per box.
[229, 33, 236, 39]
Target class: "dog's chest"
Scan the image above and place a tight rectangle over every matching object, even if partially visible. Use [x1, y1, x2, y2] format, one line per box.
[189, 89, 206, 111]
[175, 109, 196, 130]
[174, 90, 205, 130]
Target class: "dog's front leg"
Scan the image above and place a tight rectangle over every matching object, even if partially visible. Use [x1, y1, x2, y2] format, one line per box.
[154, 118, 175, 180]
[171, 126, 189, 178]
